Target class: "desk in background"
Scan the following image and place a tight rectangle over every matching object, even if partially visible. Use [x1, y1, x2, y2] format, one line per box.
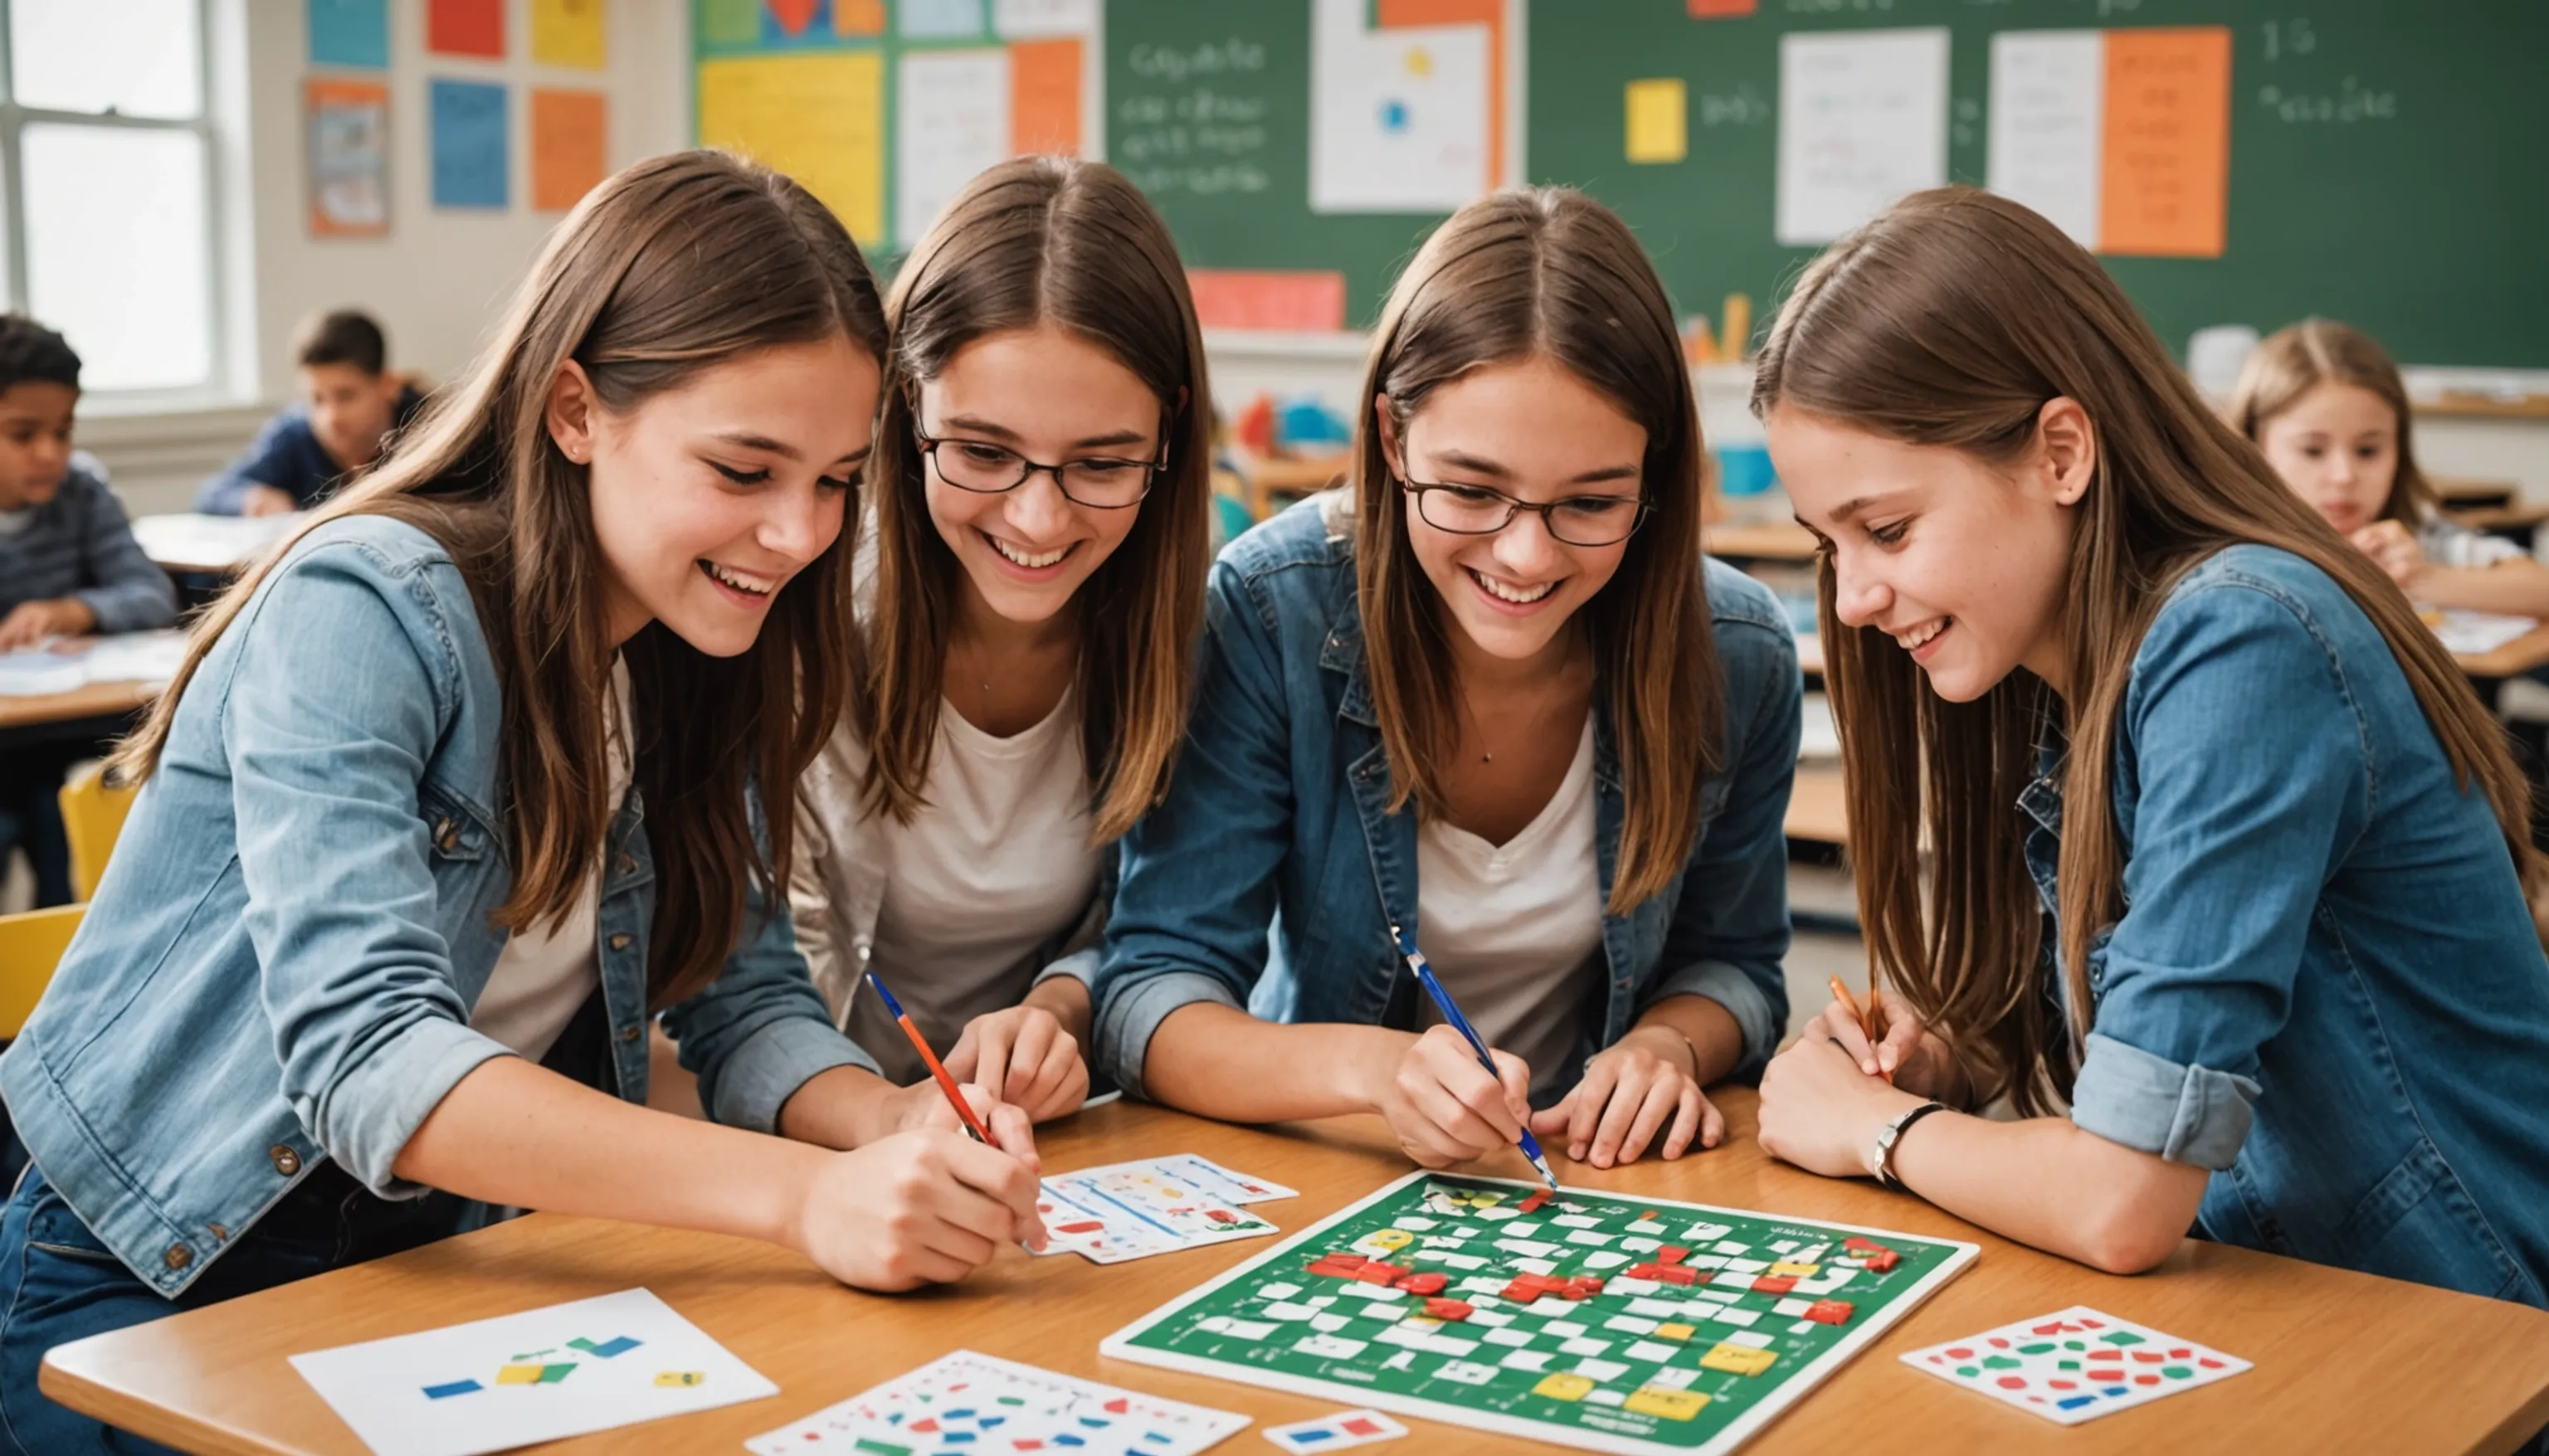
[42, 1094, 2549, 1455]
[130, 512, 297, 577]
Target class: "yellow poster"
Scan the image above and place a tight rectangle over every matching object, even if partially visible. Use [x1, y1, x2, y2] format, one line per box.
[530, 0, 607, 70]
[1625, 78, 1687, 164]
[697, 52, 885, 244]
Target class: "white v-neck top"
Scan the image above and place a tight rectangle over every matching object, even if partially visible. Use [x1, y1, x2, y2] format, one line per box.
[1413, 718, 1604, 1097]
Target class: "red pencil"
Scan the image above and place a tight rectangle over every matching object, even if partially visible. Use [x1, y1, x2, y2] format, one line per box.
[865, 971, 994, 1146]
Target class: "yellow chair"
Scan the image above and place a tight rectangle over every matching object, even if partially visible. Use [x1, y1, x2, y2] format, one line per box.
[56, 761, 136, 903]
[0, 904, 81, 1040]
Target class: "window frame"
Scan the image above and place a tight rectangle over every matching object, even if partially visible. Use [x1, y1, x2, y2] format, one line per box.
[0, 0, 228, 402]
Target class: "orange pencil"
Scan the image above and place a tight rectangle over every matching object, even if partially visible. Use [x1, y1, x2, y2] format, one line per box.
[866, 971, 996, 1146]
[1827, 976, 1893, 1084]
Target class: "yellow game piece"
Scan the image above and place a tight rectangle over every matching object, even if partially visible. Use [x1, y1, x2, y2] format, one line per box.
[1401, 1316, 1443, 1332]
[495, 1363, 546, 1385]
[1533, 1372, 1596, 1401]
[1625, 1387, 1711, 1421]
[654, 1371, 705, 1387]
[1655, 1322, 1698, 1342]
[1769, 1261, 1820, 1278]
[1362, 1229, 1415, 1254]
[1699, 1342, 1779, 1377]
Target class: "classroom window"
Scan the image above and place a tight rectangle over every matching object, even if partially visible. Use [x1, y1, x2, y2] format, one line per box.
[0, 0, 221, 393]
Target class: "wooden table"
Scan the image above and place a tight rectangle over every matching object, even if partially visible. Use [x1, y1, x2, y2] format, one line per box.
[1242, 454, 1350, 521]
[1707, 519, 1817, 563]
[1785, 765, 1847, 847]
[131, 512, 297, 577]
[2456, 624, 2549, 713]
[0, 679, 155, 733]
[52, 1094, 2547, 1455]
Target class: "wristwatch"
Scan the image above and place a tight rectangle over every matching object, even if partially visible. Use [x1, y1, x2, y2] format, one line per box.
[1869, 1101, 1947, 1191]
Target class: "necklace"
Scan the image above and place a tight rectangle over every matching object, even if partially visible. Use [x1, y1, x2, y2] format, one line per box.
[1458, 635, 1587, 766]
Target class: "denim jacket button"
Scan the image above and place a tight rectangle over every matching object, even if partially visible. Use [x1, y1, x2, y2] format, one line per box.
[269, 1145, 300, 1176]
[163, 1243, 192, 1271]
[434, 818, 458, 853]
[618, 1024, 642, 1044]
[616, 853, 637, 875]
[608, 933, 631, 952]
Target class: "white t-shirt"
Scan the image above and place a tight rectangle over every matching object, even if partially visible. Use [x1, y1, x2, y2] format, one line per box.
[470, 660, 632, 1064]
[1414, 718, 1605, 1099]
[852, 689, 1101, 1084]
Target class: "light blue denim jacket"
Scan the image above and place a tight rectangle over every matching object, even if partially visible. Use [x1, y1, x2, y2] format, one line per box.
[2045, 544, 2549, 1305]
[1093, 494, 1798, 1104]
[0, 516, 876, 1297]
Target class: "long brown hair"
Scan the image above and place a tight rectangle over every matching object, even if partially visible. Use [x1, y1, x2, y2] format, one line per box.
[1356, 186, 1719, 914]
[857, 155, 1211, 842]
[2228, 317, 2435, 525]
[1752, 187, 2540, 1112]
[115, 149, 888, 1008]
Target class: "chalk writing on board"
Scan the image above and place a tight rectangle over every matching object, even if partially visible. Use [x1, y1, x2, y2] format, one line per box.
[1697, 84, 1771, 129]
[2255, 79, 2395, 124]
[2258, 18, 2316, 62]
[1782, 0, 1898, 13]
[1119, 38, 1272, 197]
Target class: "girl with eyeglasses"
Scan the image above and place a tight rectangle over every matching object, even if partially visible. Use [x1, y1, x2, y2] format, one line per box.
[1090, 188, 1800, 1174]
[789, 157, 1211, 1122]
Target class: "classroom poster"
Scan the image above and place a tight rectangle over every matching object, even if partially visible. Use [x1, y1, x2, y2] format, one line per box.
[430, 79, 509, 209]
[1986, 27, 2231, 257]
[427, 0, 505, 58]
[1376, 0, 1511, 188]
[697, 51, 885, 241]
[898, 47, 1011, 246]
[308, 0, 390, 69]
[1009, 37, 1084, 155]
[530, 0, 607, 70]
[308, 79, 391, 236]
[992, 0, 1097, 40]
[1626, 78, 1689, 164]
[901, 0, 987, 41]
[699, 0, 763, 46]
[532, 89, 608, 210]
[1774, 27, 1950, 246]
[1309, 0, 1490, 213]
[1187, 270, 1350, 332]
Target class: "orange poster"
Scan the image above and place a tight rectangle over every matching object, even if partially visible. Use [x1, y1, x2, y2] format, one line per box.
[834, 0, 884, 36]
[2098, 27, 2231, 258]
[1376, 0, 1506, 186]
[1689, 0, 1756, 14]
[531, 89, 608, 212]
[1187, 270, 1349, 333]
[1011, 37, 1083, 156]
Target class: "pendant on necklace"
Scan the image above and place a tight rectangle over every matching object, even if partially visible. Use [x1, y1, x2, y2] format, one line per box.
[1481, 752, 1494, 763]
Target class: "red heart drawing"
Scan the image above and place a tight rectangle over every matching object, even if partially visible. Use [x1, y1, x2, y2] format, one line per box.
[767, 0, 818, 34]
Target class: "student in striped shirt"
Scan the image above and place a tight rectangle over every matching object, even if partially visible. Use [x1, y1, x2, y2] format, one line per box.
[0, 312, 178, 905]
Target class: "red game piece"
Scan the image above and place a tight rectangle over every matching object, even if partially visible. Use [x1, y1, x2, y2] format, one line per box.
[1751, 1274, 1797, 1296]
[1516, 1191, 1552, 1215]
[1841, 1237, 1885, 1254]
[1354, 1262, 1406, 1285]
[1322, 1252, 1367, 1269]
[1641, 1210, 1664, 1222]
[1804, 1300, 1855, 1325]
[1653, 1265, 1699, 1287]
[1864, 1249, 1901, 1273]
[1656, 1245, 1689, 1264]
[1561, 1276, 1604, 1299]
[1499, 1280, 1543, 1303]
[1305, 1256, 1365, 1279]
[1394, 1271, 1448, 1296]
[1422, 1298, 1474, 1322]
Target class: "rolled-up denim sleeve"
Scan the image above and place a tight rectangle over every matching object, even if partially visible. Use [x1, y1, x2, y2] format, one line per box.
[1092, 560, 1294, 1098]
[227, 544, 512, 1197]
[662, 836, 879, 1134]
[1640, 611, 1797, 1081]
[2071, 582, 2367, 1168]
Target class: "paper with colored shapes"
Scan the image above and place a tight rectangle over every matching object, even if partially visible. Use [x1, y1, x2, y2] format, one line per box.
[305, 79, 390, 236]
[529, 0, 606, 70]
[290, 1288, 777, 1456]
[1030, 1156, 1289, 1264]
[1263, 1407, 1408, 1451]
[743, 1350, 1249, 1455]
[1898, 1305, 2249, 1424]
[428, 80, 509, 210]
[1309, 0, 1490, 213]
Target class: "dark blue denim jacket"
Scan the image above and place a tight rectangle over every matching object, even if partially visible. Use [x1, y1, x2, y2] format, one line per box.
[2044, 544, 2549, 1305]
[1094, 494, 1798, 1105]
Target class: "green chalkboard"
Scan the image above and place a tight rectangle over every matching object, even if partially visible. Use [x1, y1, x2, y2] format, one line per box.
[1106, 1, 2549, 367]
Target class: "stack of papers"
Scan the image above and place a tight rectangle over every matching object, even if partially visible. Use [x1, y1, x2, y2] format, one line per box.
[0, 631, 187, 697]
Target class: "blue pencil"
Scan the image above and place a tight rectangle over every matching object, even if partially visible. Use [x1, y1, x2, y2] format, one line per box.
[1390, 924, 1562, 1197]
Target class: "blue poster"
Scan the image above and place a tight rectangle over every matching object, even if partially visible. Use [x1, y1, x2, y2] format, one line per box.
[309, 0, 390, 68]
[430, 80, 509, 210]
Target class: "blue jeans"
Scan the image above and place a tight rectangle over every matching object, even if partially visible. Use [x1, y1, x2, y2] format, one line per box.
[0, 1164, 468, 1454]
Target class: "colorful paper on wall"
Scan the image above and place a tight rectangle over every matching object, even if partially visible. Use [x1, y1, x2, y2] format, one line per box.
[308, 0, 390, 69]
[531, 89, 607, 211]
[698, 0, 764, 46]
[1625, 78, 1687, 163]
[1376, 0, 1507, 187]
[898, 47, 1011, 246]
[426, 0, 505, 58]
[1689, 0, 1757, 15]
[307, 79, 390, 236]
[994, 0, 1096, 40]
[530, 0, 607, 70]
[1774, 27, 1949, 246]
[1009, 37, 1083, 156]
[1188, 270, 1349, 332]
[697, 51, 885, 242]
[1310, 0, 1489, 213]
[429, 79, 509, 210]
[834, 0, 886, 37]
[900, 0, 986, 40]
[2099, 27, 2230, 257]
[1986, 30, 2103, 247]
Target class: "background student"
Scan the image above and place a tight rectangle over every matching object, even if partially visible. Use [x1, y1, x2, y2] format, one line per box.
[792, 156, 1212, 1122]
[0, 152, 1045, 1456]
[0, 312, 178, 908]
[1094, 187, 1798, 1175]
[195, 308, 426, 518]
[2231, 317, 2549, 619]
[1751, 188, 2549, 1310]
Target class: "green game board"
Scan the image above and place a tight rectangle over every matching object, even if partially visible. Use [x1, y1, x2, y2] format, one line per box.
[1102, 1172, 1977, 1455]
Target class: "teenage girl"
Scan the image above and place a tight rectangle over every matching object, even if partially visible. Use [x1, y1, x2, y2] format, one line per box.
[790, 156, 1211, 1120]
[0, 152, 1045, 1455]
[2232, 318, 2549, 619]
[1752, 187, 2549, 1307]
[1094, 187, 1798, 1174]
